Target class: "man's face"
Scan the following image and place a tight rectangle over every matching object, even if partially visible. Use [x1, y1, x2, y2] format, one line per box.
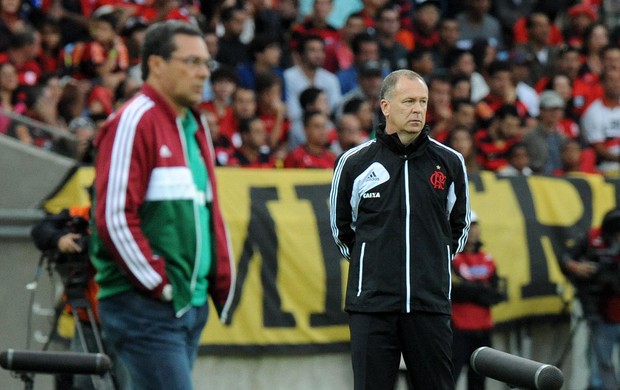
[489, 70, 513, 97]
[305, 113, 329, 146]
[302, 40, 326, 69]
[381, 76, 429, 141]
[233, 89, 257, 119]
[156, 34, 211, 111]
[246, 119, 267, 148]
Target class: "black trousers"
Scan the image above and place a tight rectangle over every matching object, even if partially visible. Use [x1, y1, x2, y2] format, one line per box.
[349, 311, 454, 390]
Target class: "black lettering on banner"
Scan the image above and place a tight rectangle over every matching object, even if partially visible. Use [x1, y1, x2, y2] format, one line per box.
[295, 184, 348, 326]
[225, 187, 296, 327]
[508, 177, 594, 299]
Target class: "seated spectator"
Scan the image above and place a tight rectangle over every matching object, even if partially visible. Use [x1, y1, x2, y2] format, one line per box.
[445, 48, 489, 102]
[0, 27, 41, 87]
[199, 66, 238, 125]
[374, 5, 409, 71]
[342, 96, 375, 137]
[226, 117, 275, 168]
[254, 72, 289, 154]
[0, 61, 27, 135]
[284, 110, 336, 169]
[222, 87, 258, 148]
[323, 12, 366, 74]
[448, 98, 477, 133]
[522, 91, 569, 175]
[425, 72, 453, 141]
[552, 138, 600, 176]
[455, 0, 505, 51]
[433, 17, 461, 70]
[204, 110, 232, 167]
[289, 0, 340, 54]
[330, 113, 367, 156]
[445, 125, 481, 175]
[475, 60, 531, 129]
[236, 34, 285, 95]
[290, 86, 336, 150]
[216, 5, 250, 67]
[408, 48, 437, 83]
[411, 0, 442, 51]
[336, 32, 385, 95]
[0, 0, 33, 51]
[64, 6, 129, 96]
[284, 34, 341, 140]
[474, 104, 522, 171]
[451, 73, 472, 101]
[336, 60, 383, 126]
[563, 3, 599, 49]
[581, 68, 620, 176]
[497, 142, 533, 176]
[37, 17, 64, 76]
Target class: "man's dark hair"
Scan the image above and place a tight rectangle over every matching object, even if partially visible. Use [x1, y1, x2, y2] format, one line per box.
[487, 60, 512, 77]
[220, 5, 244, 24]
[351, 32, 378, 57]
[210, 65, 239, 84]
[303, 109, 324, 127]
[343, 97, 367, 114]
[297, 34, 324, 54]
[495, 104, 519, 119]
[9, 28, 37, 50]
[299, 86, 324, 109]
[255, 72, 281, 95]
[249, 34, 280, 60]
[141, 20, 204, 81]
[238, 116, 259, 135]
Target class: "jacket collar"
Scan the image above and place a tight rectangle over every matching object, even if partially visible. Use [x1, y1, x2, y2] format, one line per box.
[376, 124, 431, 158]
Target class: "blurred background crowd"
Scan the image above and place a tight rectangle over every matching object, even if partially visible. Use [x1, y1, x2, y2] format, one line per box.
[1, 0, 619, 175]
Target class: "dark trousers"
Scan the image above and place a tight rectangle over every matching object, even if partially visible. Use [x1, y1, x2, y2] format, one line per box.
[349, 311, 454, 390]
[452, 328, 491, 390]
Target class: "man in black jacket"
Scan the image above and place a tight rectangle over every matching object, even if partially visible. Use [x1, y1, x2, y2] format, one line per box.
[330, 69, 471, 390]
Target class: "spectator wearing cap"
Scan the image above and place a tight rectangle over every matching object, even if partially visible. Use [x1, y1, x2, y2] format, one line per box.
[335, 60, 383, 127]
[374, 5, 410, 71]
[563, 3, 599, 49]
[337, 32, 384, 95]
[509, 50, 540, 119]
[522, 90, 570, 175]
[581, 68, 620, 176]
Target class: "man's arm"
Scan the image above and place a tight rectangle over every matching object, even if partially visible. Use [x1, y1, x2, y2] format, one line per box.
[330, 155, 355, 260]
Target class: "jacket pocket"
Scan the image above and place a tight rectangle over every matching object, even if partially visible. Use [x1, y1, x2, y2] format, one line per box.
[357, 242, 366, 297]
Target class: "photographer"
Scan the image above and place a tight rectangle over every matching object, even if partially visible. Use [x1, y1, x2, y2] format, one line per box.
[561, 208, 620, 390]
[30, 205, 124, 390]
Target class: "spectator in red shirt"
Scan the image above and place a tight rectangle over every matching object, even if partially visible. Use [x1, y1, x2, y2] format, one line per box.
[323, 12, 366, 74]
[199, 66, 238, 126]
[0, 61, 27, 135]
[289, 0, 340, 53]
[255, 72, 289, 155]
[411, 0, 442, 51]
[284, 110, 336, 169]
[226, 117, 275, 168]
[219, 86, 257, 148]
[37, 17, 64, 75]
[0, 27, 41, 87]
[474, 103, 522, 171]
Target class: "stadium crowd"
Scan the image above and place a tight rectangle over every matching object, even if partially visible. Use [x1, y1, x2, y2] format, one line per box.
[1, 0, 620, 175]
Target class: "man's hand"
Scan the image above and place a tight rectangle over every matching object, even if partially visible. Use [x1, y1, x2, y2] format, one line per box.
[567, 259, 598, 278]
[57, 233, 83, 253]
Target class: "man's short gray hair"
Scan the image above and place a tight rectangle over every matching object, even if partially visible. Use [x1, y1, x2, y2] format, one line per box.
[379, 70, 426, 101]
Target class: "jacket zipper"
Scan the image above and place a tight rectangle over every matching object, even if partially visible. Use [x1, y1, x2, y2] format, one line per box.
[176, 118, 202, 318]
[404, 161, 411, 313]
[357, 242, 366, 297]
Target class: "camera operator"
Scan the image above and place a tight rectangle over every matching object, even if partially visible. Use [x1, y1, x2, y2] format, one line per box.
[31, 205, 125, 390]
[561, 208, 620, 390]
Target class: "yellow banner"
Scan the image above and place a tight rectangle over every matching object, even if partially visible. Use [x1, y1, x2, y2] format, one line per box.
[40, 167, 620, 352]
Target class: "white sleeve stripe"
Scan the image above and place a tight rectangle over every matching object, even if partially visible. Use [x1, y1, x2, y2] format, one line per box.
[430, 139, 472, 254]
[329, 140, 374, 259]
[105, 95, 162, 289]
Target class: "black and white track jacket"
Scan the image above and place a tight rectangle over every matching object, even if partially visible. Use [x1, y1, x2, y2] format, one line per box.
[330, 126, 471, 315]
